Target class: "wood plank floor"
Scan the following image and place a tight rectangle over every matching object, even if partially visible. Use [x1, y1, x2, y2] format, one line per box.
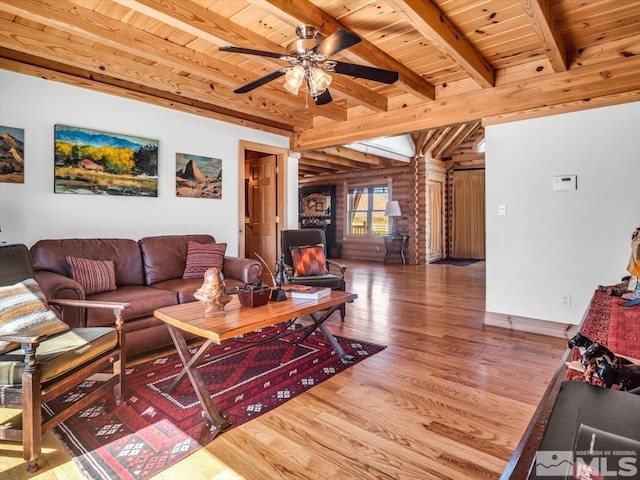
[1, 260, 567, 479]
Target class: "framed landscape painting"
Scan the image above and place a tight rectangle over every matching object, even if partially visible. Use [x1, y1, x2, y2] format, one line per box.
[54, 125, 158, 196]
[175, 152, 222, 199]
[0, 125, 25, 184]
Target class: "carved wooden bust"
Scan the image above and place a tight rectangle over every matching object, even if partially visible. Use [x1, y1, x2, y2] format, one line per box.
[193, 267, 232, 317]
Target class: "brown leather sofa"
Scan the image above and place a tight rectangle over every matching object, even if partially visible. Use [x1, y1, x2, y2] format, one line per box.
[30, 234, 262, 358]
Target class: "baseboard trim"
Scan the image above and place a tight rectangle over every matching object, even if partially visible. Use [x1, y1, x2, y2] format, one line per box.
[484, 312, 579, 338]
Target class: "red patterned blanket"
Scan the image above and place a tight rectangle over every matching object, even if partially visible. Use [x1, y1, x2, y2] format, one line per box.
[567, 290, 640, 381]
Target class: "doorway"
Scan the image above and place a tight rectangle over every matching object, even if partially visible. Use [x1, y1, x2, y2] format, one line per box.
[239, 141, 288, 286]
[451, 169, 485, 259]
[427, 178, 445, 262]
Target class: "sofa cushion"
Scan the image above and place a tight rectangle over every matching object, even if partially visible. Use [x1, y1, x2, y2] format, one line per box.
[0, 279, 69, 354]
[66, 256, 117, 295]
[151, 278, 203, 304]
[84, 285, 178, 327]
[0, 327, 117, 385]
[31, 239, 144, 286]
[139, 234, 216, 285]
[183, 241, 226, 279]
[290, 244, 329, 277]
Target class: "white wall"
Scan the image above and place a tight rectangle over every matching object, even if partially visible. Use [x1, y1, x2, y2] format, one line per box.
[0, 70, 289, 253]
[486, 102, 640, 325]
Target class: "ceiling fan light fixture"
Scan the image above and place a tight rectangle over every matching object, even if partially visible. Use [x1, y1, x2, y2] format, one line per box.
[309, 68, 332, 95]
[284, 65, 304, 95]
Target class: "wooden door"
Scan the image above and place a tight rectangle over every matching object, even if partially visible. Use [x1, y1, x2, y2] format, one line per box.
[245, 155, 277, 285]
[452, 169, 485, 259]
[428, 179, 444, 261]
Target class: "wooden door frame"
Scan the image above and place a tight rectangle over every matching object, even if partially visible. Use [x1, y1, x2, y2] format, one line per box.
[238, 140, 289, 259]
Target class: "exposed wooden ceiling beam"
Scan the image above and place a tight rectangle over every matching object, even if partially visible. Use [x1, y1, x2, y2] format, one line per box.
[298, 163, 337, 176]
[4, 0, 346, 122]
[388, 0, 494, 88]
[431, 124, 468, 159]
[295, 54, 640, 150]
[302, 151, 379, 169]
[447, 152, 485, 170]
[261, 0, 436, 101]
[0, 55, 294, 136]
[414, 130, 436, 157]
[298, 163, 410, 184]
[0, 17, 315, 129]
[312, 146, 400, 167]
[518, 0, 568, 71]
[424, 127, 452, 157]
[113, 0, 389, 112]
[440, 122, 481, 158]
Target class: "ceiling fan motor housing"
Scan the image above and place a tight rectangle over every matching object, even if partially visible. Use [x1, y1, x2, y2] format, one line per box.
[295, 24, 319, 40]
[289, 25, 322, 57]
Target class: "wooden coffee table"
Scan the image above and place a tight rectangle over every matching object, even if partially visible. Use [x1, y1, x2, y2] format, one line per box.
[153, 290, 357, 430]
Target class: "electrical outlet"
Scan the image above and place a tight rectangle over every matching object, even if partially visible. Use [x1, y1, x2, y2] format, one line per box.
[562, 294, 571, 307]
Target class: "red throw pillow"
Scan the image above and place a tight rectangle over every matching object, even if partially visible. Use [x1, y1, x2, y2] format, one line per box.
[183, 241, 227, 279]
[290, 244, 329, 277]
[66, 256, 117, 295]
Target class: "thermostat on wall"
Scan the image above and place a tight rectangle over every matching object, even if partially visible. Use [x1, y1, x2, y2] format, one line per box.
[553, 175, 577, 191]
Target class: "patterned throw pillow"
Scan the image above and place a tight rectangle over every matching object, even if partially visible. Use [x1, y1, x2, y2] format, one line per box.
[66, 256, 117, 295]
[183, 241, 227, 279]
[290, 244, 329, 277]
[0, 278, 69, 354]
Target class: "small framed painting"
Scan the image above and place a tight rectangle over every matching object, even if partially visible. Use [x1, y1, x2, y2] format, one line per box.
[175, 153, 222, 199]
[54, 124, 158, 196]
[0, 126, 25, 184]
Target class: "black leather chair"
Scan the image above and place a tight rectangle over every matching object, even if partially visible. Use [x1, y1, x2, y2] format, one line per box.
[281, 229, 348, 320]
[0, 243, 128, 472]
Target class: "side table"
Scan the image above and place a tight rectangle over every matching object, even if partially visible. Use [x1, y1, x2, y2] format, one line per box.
[382, 234, 408, 264]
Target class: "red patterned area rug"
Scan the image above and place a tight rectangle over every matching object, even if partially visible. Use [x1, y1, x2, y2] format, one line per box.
[47, 324, 385, 480]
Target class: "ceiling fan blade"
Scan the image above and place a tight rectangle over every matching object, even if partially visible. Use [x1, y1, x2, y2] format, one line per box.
[219, 46, 284, 59]
[234, 70, 285, 94]
[314, 89, 333, 105]
[314, 30, 361, 57]
[333, 61, 399, 84]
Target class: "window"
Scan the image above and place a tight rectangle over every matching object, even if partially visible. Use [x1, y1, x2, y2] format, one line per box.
[347, 186, 389, 235]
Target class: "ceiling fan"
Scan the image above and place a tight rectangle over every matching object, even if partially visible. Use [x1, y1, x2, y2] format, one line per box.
[219, 25, 399, 105]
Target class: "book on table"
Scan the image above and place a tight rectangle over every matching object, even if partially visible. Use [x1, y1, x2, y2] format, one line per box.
[284, 286, 331, 299]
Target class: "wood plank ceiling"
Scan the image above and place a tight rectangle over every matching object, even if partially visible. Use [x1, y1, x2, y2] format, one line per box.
[1, 0, 639, 178]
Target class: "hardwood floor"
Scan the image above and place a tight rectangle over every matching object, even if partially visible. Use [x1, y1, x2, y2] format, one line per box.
[1, 260, 567, 479]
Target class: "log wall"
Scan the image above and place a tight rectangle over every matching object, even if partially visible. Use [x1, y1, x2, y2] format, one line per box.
[299, 165, 415, 263]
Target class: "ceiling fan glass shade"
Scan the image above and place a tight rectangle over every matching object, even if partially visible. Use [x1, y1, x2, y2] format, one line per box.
[284, 65, 304, 95]
[308, 68, 332, 97]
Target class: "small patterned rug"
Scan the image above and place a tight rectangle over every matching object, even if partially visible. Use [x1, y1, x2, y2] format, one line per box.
[48, 324, 385, 480]
[430, 258, 481, 266]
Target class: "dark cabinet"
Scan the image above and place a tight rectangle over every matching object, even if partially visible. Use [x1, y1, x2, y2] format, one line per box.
[299, 185, 336, 257]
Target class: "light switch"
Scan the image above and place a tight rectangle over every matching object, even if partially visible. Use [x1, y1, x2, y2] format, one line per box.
[498, 204, 507, 216]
